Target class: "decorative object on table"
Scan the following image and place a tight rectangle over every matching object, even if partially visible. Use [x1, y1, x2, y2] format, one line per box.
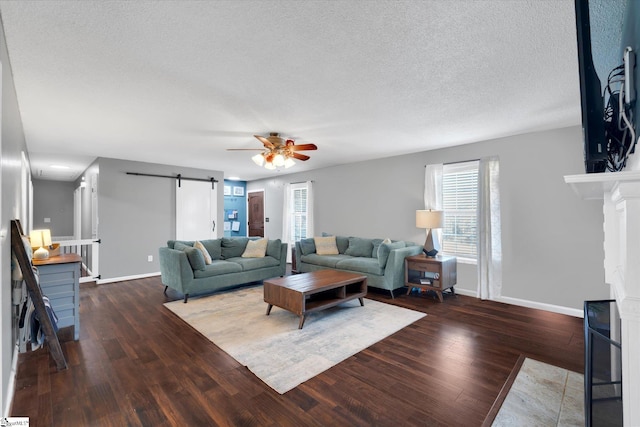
[29, 229, 52, 260]
[415, 210, 444, 257]
[226, 132, 317, 170]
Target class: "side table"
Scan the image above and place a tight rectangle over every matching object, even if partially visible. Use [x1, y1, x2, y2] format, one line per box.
[405, 254, 457, 302]
[33, 254, 82, 340]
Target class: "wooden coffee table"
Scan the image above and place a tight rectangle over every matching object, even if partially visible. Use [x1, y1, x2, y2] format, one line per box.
[264, 270, 367, 329]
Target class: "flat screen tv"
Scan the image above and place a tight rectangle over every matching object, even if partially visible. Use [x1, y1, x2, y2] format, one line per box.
[574, 0, 607, 173]
[574, 0, 639, 173]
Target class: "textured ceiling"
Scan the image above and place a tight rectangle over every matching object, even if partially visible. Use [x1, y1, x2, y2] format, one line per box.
[0, 0, 583, 181]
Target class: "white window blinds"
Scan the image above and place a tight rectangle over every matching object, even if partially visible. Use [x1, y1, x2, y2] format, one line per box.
[442, 161, 479, 260]
[291, 184, 308, 242]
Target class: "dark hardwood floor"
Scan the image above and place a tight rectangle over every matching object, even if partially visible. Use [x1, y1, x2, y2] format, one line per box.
[11, 276, 584, 426]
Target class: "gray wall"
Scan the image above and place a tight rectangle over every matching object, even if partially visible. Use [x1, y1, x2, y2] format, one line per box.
[94, 158, 224, 280]
[248, 126, 608, 310]
[0, 16, 29, 415]
[32, 179, 75, 237]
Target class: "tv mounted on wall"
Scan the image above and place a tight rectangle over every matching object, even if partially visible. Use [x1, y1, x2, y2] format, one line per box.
[574, 0, 607, 173]
[574, 0, 639, 173]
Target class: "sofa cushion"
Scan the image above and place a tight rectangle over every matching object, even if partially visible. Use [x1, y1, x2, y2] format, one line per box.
[242, 238, 268, 258]
[321, 233, 349, 253]
[300, 253, 350, 268]
[377, 241, 406, 268]
[371, 238, 384, 258]
[221, 237, 249, 259]
[227, 256, 280, 271]
[201, 239, 222, 260]
[314, 236, 339, 255]
[345, 237, 374, 257]
[193, 260, 243, 278]
[194, 241, 213, 264]
[299, 238, 316, 255]
[173, 242, 206, 271]
[266, 239, 282, 259]
[336, 257, 384, 276]
[168, 240, 194, 249]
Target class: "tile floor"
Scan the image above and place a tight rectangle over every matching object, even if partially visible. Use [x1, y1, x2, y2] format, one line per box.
[493, 358, 584, 427]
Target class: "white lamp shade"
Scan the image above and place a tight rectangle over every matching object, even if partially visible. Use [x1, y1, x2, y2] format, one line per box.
[283, 157, 296, 168]
[273, 154, 285, 167]
[264, 161, 276, 170]
[251, 154, 265, 166]
[416, 210, 444, 229]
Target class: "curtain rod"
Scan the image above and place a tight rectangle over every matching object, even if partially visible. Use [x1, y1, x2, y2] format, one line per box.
[424, 158, 480, 167]
[126, 172, 219, 189]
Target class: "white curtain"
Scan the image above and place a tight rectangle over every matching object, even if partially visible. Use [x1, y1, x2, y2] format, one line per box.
[306, 181, 314, 238]
[282, 183, 292, 262]
[424, 164, 443, 244]
[477, 156, 502, 300]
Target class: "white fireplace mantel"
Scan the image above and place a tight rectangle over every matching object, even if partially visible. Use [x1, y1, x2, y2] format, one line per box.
[565, 171, 640, 426]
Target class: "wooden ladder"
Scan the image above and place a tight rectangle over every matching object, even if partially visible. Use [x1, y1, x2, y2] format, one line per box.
[10, 219, 67, 370]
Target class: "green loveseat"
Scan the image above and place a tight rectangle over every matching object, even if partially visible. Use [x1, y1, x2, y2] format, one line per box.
[159, 237, 287, 302]
[294, 235, 422, 297]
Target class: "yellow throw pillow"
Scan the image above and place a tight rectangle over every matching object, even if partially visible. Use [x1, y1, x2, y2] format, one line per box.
[314, 236, 339, 255]
[194, 241, 213, 265]
[242, 238, 268, 258]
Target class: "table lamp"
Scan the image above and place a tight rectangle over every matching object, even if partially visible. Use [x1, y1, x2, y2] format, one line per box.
[416, 210, 444, 257]
[30, 229, 52, 260]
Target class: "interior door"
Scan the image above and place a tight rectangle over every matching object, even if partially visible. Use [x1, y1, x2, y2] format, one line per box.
[248, 191, 264, 237]
[176, 180, 218, 240]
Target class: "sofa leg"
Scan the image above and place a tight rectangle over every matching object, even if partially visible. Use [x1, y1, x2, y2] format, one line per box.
[183, 294, 189, 303]
[389, 290, 395, 299]
[163, 286, 168, 295]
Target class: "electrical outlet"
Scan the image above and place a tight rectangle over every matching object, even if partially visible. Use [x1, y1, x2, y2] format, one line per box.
[147, 255, 153, 262]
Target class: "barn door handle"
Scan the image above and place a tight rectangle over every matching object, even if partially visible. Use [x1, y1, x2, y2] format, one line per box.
[212, 220, 216, 232]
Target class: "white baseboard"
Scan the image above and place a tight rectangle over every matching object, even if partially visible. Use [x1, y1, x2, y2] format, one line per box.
[4, 343, 19, 417]
[97, 272, 160, 285]
[453, 288, 583, 318]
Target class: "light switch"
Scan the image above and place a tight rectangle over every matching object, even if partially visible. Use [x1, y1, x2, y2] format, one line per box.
[44, 218, 51, 223]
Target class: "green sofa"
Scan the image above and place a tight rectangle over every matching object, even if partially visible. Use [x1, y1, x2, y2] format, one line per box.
[294, 235, 422, 297]
[159, 237, 287, 302]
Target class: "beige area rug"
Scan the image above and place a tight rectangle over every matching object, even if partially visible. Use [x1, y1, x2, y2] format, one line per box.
[164, 285, 426, 394]
[490, 357, 584, 426]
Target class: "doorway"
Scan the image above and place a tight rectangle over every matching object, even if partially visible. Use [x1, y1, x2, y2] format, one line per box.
[248, 191, 264, 237]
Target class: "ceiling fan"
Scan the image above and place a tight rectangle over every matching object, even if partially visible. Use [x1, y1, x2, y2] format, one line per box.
[227, 132, 318, 169]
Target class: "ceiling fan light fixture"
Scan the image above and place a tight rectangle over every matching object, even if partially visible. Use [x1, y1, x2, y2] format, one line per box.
[251, 153, 265, 166]
[273, 153, 286, 167]
[283, 157, 296, 168]
[264, 161, 276, 170]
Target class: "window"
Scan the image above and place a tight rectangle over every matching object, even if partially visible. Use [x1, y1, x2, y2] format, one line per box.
[441, 161, 479, 261]
[289, 183, 309, 241]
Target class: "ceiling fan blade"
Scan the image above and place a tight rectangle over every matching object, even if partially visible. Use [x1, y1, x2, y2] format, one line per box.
[290, 143, 318, 151]
[254, 135, 275, 149]
[291, 152, 310, 161]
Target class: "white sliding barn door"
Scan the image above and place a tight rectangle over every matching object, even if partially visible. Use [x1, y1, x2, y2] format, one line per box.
[176, 180, 218, 240]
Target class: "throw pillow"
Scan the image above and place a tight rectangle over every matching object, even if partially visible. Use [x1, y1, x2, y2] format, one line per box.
[221, 237, 249, 259]
[183, 247, 206, 270]
[194, 241, 213, 265]
[377, 241, 406, 268]
[266, 238, 282, 259]
[371, 238, 384, 258]
[299, 238, 316, 255]
[202, 239, 222, 260]
[345, 237, 374, 257]
[242, 238, 268, 258]
[314, 236, 339, 255]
